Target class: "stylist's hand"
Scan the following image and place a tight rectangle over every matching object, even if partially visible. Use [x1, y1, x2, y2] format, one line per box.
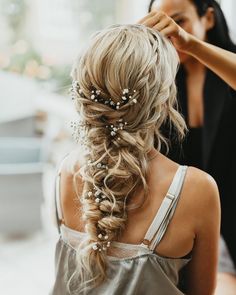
[138, 11, 194, 53]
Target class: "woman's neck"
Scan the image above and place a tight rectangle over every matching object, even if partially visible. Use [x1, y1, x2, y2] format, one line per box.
[147, 148, 159, 162]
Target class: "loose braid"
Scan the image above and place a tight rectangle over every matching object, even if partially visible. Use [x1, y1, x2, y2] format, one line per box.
[68, 24, 186, 293]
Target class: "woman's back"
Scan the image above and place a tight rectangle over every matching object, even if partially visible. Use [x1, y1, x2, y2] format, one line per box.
[51, 151, 220, 294]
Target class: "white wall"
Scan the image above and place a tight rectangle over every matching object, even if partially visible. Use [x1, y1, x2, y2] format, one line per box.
[27, 0, 81, 65]
[221, 0, 236, 42]
[27, 0, 117, 65]
[116, 0, 150, 24]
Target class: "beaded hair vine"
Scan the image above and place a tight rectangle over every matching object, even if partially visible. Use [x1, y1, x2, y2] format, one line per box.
[71, 80, 137, 109]
[84, 189, 111, 252]
[70, 80, 138, 142]
[70, 80, 138, 252]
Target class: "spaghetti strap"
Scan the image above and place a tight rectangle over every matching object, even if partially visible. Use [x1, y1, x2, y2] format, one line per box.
[141, 165, 188, 250]
[54, 154, 70, 233]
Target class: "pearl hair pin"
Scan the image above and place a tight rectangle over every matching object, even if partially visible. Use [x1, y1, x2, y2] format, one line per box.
[92, 241, 111, 252]
[92, 244, 98, 250]
[84, 189, 107, 203]
[106, 118, 128, 138]
[98, 233, 109, 240]
[71, 81, 137, 110]
[70, 82, 138, 143]
[87, 160, 108, 170]
[89, 87, 137, 110]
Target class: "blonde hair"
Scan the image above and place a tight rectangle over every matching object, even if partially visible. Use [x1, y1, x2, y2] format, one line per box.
[69, 24, 186, 293]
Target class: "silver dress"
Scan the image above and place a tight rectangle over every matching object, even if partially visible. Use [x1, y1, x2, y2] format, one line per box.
[50, 165, 191, 295]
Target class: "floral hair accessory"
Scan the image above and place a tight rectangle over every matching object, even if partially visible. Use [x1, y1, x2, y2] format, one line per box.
[70, 81, 137, 110]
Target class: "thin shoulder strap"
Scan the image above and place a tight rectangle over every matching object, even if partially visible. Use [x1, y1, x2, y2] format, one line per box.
[54, 154, 69, 233]
[141, 165, 188, 250]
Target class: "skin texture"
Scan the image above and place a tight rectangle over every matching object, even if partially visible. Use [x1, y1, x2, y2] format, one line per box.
[59, 150, 221, 295]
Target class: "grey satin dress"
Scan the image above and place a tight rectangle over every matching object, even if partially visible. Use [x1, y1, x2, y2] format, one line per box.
[50, 165, 191, 295]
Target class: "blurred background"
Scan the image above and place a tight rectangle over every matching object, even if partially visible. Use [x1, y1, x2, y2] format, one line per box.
[0, 0, 235, 294]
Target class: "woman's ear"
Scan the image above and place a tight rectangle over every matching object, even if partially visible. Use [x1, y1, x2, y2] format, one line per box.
[204, 7, 215, 30]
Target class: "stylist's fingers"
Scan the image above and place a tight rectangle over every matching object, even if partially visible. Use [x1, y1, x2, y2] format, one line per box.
[138, 11, 166, 28]
[153, 17, 171, 32]
[137, 11, 156, 24]
[158, 26, 175, 38]
[159, 25, 190, 52]
[138, 11, 191, 52]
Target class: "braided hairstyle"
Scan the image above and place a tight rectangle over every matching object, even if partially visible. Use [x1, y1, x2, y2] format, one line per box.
[69, 24, 186, 293]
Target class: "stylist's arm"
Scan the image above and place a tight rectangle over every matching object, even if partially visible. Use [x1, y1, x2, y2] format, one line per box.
[138, 11, 236, 90]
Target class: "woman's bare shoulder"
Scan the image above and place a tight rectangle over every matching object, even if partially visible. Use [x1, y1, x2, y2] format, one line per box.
[59, 150, 84, 205]
[159, 153, 219, 200]
[58, 150, 85, 229]
[157, 153, 220, 220]
[182, 166, 220, 231]
[185, 166, 219, 204]
[60, 149, 85, 174]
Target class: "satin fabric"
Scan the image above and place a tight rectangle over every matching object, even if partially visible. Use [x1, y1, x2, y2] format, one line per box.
[50, 226, 191, 295]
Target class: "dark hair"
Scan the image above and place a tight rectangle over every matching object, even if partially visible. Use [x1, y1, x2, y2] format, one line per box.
[148, 0, 236, 52]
